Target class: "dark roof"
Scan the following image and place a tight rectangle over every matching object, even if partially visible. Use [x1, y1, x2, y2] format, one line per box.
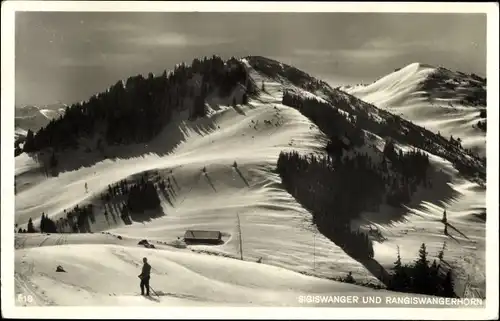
[184, 230, 221, 240]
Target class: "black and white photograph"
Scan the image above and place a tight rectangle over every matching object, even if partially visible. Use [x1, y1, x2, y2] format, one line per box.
[1, 1, 498, 319]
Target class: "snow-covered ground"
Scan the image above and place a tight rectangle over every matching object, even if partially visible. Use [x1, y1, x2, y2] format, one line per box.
[12, 61, 487, 307]
[342, 63, 486, 157]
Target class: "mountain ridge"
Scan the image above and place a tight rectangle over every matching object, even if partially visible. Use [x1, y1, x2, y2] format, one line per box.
[340, 60, 486, 157]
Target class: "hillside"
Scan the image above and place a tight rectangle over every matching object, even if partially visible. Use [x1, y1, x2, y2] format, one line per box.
[14, 55, 486, 306]
[341, 63, 486, 157]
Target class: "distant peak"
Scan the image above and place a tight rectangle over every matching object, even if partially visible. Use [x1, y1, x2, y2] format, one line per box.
[393, 62, 436, 73]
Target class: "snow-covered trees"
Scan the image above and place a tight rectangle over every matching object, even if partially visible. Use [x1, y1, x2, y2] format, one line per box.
[276, 151, 380, 259]
[126, 179, 161, 214]
[39, 213, 58, 233]
[389, 243, 457, 297]
[282, 91, 365, 149]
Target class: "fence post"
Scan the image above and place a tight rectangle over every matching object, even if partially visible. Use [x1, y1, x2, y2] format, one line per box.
[237, 213, 243, 260]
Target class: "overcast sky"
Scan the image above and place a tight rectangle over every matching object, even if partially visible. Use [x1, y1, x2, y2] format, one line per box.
[15, 12, 486, 106]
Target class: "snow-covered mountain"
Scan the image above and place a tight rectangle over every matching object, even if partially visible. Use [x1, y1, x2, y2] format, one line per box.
[15, 104, 66, 140]
[14, 56, 486, 306]
[341, 63, 486, 157]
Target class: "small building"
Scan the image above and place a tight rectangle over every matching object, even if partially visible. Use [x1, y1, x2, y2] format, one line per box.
[184, 230, 222, 245]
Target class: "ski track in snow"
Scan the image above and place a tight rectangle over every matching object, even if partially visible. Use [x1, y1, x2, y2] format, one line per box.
[14, 61, 486, 306]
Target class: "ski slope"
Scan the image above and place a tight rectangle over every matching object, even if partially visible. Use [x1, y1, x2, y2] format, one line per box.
[15, 242, 374, 306]
[13, 59, 486, 306]
[342, 63, 486, 157]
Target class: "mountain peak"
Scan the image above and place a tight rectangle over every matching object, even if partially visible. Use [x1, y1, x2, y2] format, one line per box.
[393, 62, 436, 73]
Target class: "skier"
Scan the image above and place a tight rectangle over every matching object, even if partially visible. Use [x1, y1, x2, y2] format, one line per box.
[85, 182, 88, 193]
[138, 257, 151, 296]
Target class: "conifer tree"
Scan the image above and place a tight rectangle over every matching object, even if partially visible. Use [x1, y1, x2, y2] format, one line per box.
[394, 245, 402, 271]
[415, 243, 429, 268]
[429, 259, 439, 293]
[390, 245, 405, 290]
[413, 243, 430, 293]
[23, 130, 35, 152]
[438, 242, 446, 261]
[27, 218, 35, 233]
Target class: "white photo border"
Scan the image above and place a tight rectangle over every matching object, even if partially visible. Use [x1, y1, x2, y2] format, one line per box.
[1, 1, 498, 319]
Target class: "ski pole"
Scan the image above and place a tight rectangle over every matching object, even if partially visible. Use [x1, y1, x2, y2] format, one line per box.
[149, 285, 160, 298]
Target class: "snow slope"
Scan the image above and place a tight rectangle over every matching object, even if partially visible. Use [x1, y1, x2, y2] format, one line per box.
[16, 238, 467, 308]
[13, 57, 486, 306]
[342, 63, 486, 157]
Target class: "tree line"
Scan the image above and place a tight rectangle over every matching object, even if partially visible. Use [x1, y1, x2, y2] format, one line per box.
[282, 90, 366, 148]
[17, 173, 169, 234]
[22, 56, 253, 154]
[276, 147, 430, 260]
[280, 92, 432, 206]
[389, 243, 456, 297]
[341, 242, 457, 298]
[276, 150, 459, 297]
[270, 64, 485, 182]
[282, 89, 480, 184]
[275, 89, 432, 264]
[18, 203, 97, 234]
[321, 88, 485, 181]
[276, 147, 430, 214]
[249, 55, 485, 183]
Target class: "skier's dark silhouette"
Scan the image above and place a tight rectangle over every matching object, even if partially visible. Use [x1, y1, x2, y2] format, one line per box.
[138, 257, 151, 296]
